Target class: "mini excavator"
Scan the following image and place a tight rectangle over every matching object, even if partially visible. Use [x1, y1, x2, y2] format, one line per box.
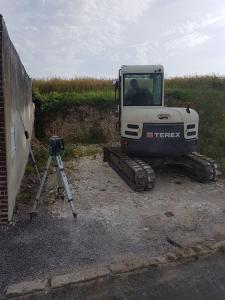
[104, 65, 220, 191]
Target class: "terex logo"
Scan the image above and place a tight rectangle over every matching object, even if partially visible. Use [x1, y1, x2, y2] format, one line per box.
[147, 132, 181, 138]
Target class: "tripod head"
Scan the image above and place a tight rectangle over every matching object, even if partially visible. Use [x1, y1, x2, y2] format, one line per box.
[49, 136, 64, 156]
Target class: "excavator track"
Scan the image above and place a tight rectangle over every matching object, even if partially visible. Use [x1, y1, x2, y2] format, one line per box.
[103, 147, 155, 192]
[104, 147, 220, 192]
[132, 157, 155, 190]
[179, 152, 221, 183]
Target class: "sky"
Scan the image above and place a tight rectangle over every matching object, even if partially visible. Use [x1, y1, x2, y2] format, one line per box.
[1, 0, 225, 78]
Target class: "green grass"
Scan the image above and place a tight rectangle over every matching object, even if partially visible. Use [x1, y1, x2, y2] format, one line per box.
[25, 143, 102, 177]
[73, 144, 102, 158]
[41, 90, 114, 113]
[62, 144, 102, 160]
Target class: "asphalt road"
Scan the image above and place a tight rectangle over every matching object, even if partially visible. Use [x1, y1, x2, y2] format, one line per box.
[112, 254, 225, 300]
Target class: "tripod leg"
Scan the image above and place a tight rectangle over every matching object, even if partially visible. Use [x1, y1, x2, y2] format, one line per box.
[56, 155, 77, 220]
[30, 156, 52, 221]
[29, 144, 41, 183]
[55, 159, 64, 200]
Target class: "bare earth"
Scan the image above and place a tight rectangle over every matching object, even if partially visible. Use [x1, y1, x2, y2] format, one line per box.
[1, 154, 225, 297]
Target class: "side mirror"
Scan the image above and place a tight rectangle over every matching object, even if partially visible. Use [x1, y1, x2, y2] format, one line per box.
[112, 79, 117, 86]
[186, 104, 190, 114]
[112, 79, 119, 89]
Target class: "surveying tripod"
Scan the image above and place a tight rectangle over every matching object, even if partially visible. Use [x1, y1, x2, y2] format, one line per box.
[30, 136, 77, 221]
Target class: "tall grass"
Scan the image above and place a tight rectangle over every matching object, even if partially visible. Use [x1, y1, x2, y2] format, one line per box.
[33, 77, 112, 94]
[166, 75, 225, 90]
[34, 75, 225, 94]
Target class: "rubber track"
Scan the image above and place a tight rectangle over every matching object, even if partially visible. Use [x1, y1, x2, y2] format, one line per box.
[104, 147, 155, 191]
[132, 157, 155, 190]
[104, 147, 220, 190]
[182, 152, 221, 183]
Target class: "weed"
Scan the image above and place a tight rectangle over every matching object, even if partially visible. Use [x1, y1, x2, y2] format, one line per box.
[73, 144, 102, 158]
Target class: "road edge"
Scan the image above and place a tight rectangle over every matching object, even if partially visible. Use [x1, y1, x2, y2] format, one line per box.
[5, 240, 225, 299]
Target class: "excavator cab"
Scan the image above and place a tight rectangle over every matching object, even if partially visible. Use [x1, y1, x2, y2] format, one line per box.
[115, 65, 199, 156]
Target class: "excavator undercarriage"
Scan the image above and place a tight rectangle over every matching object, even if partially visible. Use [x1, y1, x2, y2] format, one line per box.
[103, 147, 220, 192]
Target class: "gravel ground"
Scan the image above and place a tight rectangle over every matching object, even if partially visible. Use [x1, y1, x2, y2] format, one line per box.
[0, 154, 225, 297]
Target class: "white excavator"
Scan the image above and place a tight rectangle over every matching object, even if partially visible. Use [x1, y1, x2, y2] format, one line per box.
[104, 65, 220, 191]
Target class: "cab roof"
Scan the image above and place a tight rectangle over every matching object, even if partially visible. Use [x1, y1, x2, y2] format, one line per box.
[121, 65, 164, 74]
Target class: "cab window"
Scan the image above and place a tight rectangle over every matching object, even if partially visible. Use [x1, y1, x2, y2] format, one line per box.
[123, 73, 162, 106]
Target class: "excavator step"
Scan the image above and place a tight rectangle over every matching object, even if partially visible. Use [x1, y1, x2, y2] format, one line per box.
[103, 147, 155, 192]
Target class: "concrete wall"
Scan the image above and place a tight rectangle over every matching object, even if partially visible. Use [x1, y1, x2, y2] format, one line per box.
[0, 15, 8, 223]
[0, 15, 34, 223]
